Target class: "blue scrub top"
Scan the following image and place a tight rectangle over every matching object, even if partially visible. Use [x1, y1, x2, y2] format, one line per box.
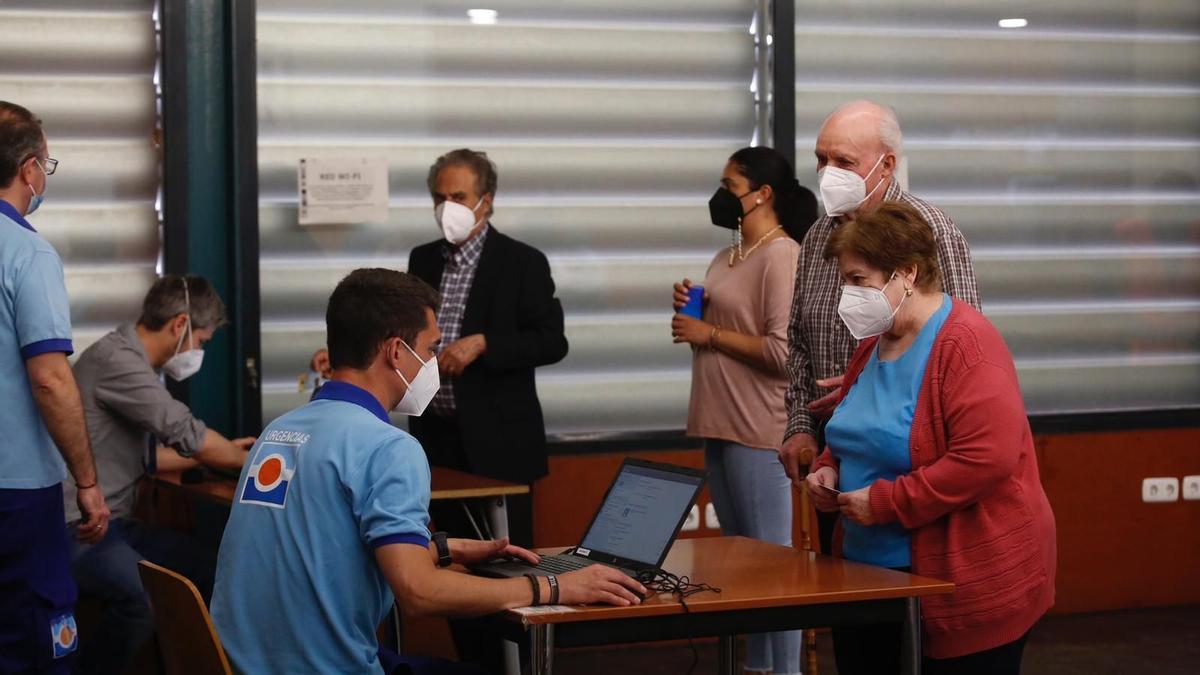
[0, 199, 75, 489]
[825, 293, 951, 568]
[211, 380, 432, 674]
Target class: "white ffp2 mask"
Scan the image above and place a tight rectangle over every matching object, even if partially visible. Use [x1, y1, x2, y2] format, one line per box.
[434, 198, 484, 245]
[162, 317, 204, 381]
[394, 340, 440, 416]
[837, 273, 907, 340]
[818, 154, 887, 217]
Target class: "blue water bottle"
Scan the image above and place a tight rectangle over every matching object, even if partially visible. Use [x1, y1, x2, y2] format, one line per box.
[680, 285, 705, 319]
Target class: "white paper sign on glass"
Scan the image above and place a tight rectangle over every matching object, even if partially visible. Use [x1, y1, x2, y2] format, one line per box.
[297, 157, 389, 225]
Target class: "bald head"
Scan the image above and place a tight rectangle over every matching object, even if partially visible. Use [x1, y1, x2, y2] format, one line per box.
[813, 100, 902, 217]
[819, 100, 903, 157]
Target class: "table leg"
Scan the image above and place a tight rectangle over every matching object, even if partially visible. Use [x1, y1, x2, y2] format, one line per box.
[901, 597, 922, 675]
[487, 495, 510, 539]
[717, 634, 737, 675]
[483, 495, 521, 675]
[530, 624, 555, 675]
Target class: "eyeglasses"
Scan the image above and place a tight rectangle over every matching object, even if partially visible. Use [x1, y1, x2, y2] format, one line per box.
[23, 155, 58, 176]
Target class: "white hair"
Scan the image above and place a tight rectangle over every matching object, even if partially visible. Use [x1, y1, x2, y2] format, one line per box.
[823, 100, 904, 157]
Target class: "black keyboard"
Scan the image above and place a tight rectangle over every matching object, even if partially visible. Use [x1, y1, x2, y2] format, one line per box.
[535, 555, 593, 574]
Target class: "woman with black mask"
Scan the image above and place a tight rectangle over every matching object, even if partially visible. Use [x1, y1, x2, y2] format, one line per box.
[671, 147, 815, 675]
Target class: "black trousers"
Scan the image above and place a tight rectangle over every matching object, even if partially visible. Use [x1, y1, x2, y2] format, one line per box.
[416, 414, 534, 548]
[834, 627, 1029, 675]
[414, 414, 532, 674]
[832, 566, 1030, 675]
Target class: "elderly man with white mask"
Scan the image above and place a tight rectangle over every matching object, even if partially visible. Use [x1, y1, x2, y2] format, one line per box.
[778, 101, 982, 513]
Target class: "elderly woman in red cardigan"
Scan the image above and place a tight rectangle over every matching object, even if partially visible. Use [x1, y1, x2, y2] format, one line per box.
[804, 201, 1056, 675]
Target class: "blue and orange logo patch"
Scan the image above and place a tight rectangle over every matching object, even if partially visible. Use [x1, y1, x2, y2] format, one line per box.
[240, 441, 299, 509]
[50, 613, 77, 659]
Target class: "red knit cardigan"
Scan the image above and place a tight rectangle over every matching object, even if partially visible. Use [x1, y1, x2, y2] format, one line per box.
[814, 299, 1057, 659]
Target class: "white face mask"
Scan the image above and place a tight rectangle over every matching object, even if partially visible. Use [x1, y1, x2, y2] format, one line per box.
[162, 315, 204, 381]
[837, 272, 908, 340]
[434, 198, 484, 245]
[818, 153, 887, 217]
[393, 339, 440, 416]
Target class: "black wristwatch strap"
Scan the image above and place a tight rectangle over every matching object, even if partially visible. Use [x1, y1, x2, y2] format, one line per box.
[524, 574, 541, 606]
[547, 574, 560, 605]
[433, 531, 452, 568]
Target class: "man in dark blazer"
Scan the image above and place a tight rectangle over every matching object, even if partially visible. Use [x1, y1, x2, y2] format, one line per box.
[407, 148, 567, 549]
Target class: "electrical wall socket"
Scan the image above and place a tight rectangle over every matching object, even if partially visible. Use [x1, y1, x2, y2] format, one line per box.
[1142, 477, 1179, 503]
[1183, 475, 1200, 501]
[704, 502, 721, 530]
[681, 504, 700, 531]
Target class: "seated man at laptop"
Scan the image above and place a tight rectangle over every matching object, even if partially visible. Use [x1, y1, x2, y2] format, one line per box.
[210, 268, 645, 675]
[64, 274, 255, 674]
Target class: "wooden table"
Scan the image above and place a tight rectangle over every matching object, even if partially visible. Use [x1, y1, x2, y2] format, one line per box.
[153, 466, 528, 538]
[496, 536, 954, 675]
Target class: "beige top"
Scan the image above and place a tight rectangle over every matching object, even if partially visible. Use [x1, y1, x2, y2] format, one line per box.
[687, 236, 800, 450]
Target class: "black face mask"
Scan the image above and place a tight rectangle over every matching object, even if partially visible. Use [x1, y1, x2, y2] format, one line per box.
[708, 187, 757, 230]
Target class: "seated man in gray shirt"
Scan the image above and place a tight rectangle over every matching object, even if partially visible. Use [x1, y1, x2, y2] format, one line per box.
[63, 275, 254, 675]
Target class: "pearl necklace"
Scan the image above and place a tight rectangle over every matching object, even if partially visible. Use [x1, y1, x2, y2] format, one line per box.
[730, 226, 783, 266]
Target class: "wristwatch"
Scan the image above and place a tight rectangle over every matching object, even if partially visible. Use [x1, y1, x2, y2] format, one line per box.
[433, 531, 452, 568]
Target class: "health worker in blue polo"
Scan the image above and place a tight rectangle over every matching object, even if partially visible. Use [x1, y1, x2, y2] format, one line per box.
[211, 269, 645, 674]
[0, 101, 112, 674]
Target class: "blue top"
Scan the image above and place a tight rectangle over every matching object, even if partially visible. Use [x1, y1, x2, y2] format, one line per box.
[825, 294, 951, 568]
[211, 380, 432, 674]
[0, 199, 75, 489]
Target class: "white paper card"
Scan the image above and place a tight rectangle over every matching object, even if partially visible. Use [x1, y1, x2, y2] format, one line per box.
[298, 157, 389, 225]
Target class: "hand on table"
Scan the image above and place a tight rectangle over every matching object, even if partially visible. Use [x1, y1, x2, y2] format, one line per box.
[558, 564, 647, 607]
[449, 536, 539, 566]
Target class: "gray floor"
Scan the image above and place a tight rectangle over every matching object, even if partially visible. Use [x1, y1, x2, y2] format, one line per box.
[555, 605, 1200, 675]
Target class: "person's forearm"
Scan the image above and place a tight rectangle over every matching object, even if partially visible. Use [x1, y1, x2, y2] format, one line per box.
[29, 362, 97, 485]
[401, 567, 533, 618]
[711, 328, 770, 370]
[156, 446, 200, 472]
[194, 429, 247, 470]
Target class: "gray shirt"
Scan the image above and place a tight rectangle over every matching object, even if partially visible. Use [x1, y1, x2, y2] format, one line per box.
[63, 323, 206, 523]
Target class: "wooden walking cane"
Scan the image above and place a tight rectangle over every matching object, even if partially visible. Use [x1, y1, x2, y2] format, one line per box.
[799, 487, 820, 675]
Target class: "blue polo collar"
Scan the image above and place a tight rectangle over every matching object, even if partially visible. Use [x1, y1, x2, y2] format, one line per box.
[0, 199, 36, 232]
[313, 380, 391, 424]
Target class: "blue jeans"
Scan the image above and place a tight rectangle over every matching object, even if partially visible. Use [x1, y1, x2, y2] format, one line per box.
[68, 518, 216, 675]
[705, 439, 802, 675]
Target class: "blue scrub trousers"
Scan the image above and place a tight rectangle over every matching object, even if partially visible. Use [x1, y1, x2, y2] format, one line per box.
[0, 483, 78, 674]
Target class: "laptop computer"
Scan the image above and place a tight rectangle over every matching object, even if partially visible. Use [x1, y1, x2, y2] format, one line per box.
[472, 458, 707, 580]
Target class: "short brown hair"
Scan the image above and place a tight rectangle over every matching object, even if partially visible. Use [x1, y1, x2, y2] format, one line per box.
[824, 201, 942, 292]
[326, 269, 441, 370]
[426, 148, 498, 197]
[139, 275, 228, 331]
[0, 101, 45, 189]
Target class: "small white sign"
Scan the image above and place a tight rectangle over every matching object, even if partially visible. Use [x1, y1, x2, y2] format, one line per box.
[297, 157, 389, 225]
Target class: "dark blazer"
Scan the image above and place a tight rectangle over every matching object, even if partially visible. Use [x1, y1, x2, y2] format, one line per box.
[407, 227, 568, 483]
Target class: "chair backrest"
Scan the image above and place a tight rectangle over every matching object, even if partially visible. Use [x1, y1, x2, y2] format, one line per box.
[137, 560, 233, 675]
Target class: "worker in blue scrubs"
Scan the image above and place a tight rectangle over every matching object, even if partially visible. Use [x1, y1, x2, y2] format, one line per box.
[211, 269, 646, 674]
[0, 101, 112, 673]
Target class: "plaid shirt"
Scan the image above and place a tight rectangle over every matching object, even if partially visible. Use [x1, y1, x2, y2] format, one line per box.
[428, 224, 489, 416]
[783, 181, 982, 440]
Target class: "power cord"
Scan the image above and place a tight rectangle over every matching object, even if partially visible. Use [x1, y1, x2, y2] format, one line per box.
[637, 568, 721, 675]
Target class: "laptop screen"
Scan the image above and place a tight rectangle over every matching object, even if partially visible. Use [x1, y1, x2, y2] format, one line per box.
[578, 462, 705, 567]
